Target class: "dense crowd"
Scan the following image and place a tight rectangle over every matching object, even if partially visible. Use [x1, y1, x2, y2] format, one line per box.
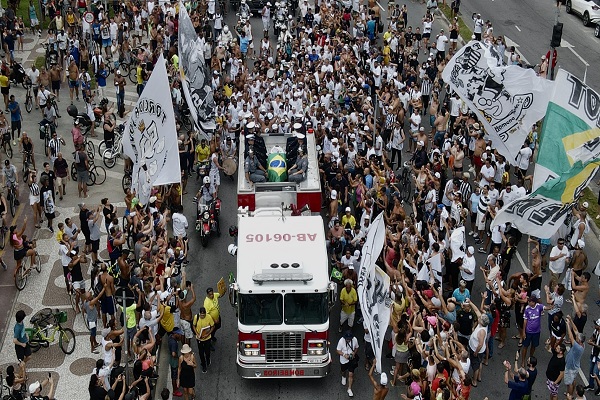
[0, 0, 597, 399]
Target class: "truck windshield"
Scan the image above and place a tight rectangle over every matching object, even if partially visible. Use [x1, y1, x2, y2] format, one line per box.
[284, 293, 328, 325]
[239, 294, 283, 325]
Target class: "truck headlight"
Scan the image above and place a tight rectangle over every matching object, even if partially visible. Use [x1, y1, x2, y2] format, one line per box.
[307, 340, 327, 356]
[240, 340, 260, 356]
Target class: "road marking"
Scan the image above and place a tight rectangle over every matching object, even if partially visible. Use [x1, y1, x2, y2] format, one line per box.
[579, 368, 589, 386]
[376, 1, 386, 12]
[515, 25, 521, 32]
[560, 39, 590, 66]
[515, 249, 531, 274]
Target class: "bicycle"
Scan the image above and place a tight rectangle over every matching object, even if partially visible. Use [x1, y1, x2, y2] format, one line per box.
[98, 122, 124, 157]
[39, 121, 53, 157]
[14, 240, 41, 291]
[1, 133, 13, 158]
[6, 182, 18, 217]
[22, 151, 34, 183]
[70, 157, 106, 186]
[397, 161, 413, 203]
[24, 79, 33, 113]
[102, 132, 124, 169]
[25, 308, 76, 355]
[0, 370, 28, 399]
[67, 272, 90, 330]
[122, 171, 132, 194]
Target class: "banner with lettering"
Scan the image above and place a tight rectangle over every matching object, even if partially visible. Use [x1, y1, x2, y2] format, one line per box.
[122, 54, 181, 205]
[178, 1, 216, 135]
[441, 41, 555, 163]
[533, 69, 600, 190]
[493, 69, 600, 239]
[357, 213, 390, 374]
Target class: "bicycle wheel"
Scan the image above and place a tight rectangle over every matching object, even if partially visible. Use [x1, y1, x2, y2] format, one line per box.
[0, 226, 5, 249]
[9, 192, 15, 217]
[103, 148, 117, 168]
[98, 140, 107, 157]
[401, 178, 412, 202]
[86, 141, 96, 160]
[92, 165, 106, 185]
[4, 142, 12, 158]
[71, 163, 77, 181]
[128, 66, 137, 84]
[87, 170, 96, 186]
[69, 288, 77, 311]
[25, 96, 33, 113]
[35, 253, 41, 273]
[58, 327, 76, 354]
[122, 174, 132, 193]
[14, 265, 27, 291]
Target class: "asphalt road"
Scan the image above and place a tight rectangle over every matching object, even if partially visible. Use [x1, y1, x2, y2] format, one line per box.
[455, 0, 600, 87]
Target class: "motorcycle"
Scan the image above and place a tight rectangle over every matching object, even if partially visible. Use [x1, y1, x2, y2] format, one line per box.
[194, 197, 221, 247]
[195, 160, 210, 181]
[9, 61, 27, 88]
[67, 104, 93, 136]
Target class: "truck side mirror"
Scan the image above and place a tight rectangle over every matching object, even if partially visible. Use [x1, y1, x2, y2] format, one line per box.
[327, 281, 337, 309]
[228, 282, 239, 307]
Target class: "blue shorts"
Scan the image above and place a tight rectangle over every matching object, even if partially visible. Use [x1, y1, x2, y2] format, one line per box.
[522, 332, 540, 348]
[102, 38, 111, 47]
[101, 295, 115, 315]
[68, 80, 79, 88]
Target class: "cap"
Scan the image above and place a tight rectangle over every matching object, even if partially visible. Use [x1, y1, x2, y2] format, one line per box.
[101, 327, 111, 338]
[578, 239, 585, 249]
[467, 246, 475, 254]
[473, 123, 481, 130]
[29, 382, 41, 394]
[364, 215, 370, 220]
[78, 202, 86, 209]
[181, 344, 192, 354]
[349, 133, 356, 139]
[149, 196, 157, 203]
[293, 122, 302, 130]
[331, 190, 337, 200]
[343, 331, 353, 339]
[437, 204, 445, 209]
[417, 140, 425, 146]
[246, 134, 255, 140]
[419, 127, 425, 131]
[380, 372, 388, 386]
[354, 250, 361, 257]
[294, 132, 305, 139]
[246, 121, 256, 129]
[582, 201, 589, 208]
[213, 70, 219, 75]
[332, 138, 338, 143]
[116, 70, 121, 75]
[463, 172, 470, 179]
[348, 265, 355, 270]
[345, 207, 351, 212]
[486, 146, 491, 151]
[528, 295, 538, 302]
[434, 172, 441, 179]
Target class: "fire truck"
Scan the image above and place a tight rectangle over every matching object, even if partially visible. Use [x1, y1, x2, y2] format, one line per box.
[228, 132, 336, 378]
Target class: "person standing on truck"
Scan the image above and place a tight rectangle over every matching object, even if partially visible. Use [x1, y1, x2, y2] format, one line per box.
[337, 330, 359, 397]
[339, 279, 358, 333]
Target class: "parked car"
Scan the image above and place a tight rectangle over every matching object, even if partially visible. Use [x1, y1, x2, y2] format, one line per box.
[566, 0, 600, 26]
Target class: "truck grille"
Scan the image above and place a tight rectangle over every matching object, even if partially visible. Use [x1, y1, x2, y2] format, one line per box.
[264, 332, 302, 362]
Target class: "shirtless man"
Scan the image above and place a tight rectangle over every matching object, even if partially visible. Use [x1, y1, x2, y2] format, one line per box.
[368, 364, 389, 399]
[571, 240, 588, 276]
[433, 107, 449, 147]
[100, 263, 116, 328]
[416, 127, 428, 148]
[472, 131, 486, 175]
[67, 59, 79, 103]
[49, 64, 62, 101]
[178, 281, 196, 345]
[571, 271, 590, 307]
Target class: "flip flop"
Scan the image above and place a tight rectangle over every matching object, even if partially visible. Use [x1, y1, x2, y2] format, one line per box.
[511, 335, 520, 339]
[518, 341, 523, 348]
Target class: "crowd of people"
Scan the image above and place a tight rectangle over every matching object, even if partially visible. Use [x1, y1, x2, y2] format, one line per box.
[0, 0, 597, 399]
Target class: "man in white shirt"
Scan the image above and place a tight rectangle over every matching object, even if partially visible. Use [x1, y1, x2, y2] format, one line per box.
[548, 239, 569, 288]
[516, 144, 532, 178]
[436, 29, 449, 60]
[171, 205, 189, 257]
[460, 246, 476, 292]
[479, 158, 495, 189]
[409, 110, 422, 153]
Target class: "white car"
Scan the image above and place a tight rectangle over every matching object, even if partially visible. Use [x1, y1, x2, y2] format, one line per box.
[566, 0, 600, 26]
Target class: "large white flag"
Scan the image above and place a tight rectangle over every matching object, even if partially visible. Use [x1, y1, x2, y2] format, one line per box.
[357, 213, 390, 374]
[122, 54, 181, 205]
[442, 41, 555, 163]
[178, 1, 216, 135]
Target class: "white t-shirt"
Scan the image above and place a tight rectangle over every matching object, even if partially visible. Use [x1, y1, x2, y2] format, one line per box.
[172, 212, 189, 238]
[410, 113, 422, 132]
[436, 34, 448, 51]
[548, 245, 569, 274]
[461, 255, 476, 281]
[479, 164, 495, 188]
[336, 337, 359, 364]
[516, 147, 532, 170]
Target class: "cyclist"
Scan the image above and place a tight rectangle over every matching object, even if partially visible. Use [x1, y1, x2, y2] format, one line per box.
[0, 192, 8, 236]
[0, 112, 9, 150]
[40, 101, 57, 136]
[2, 159, 19, 206]
[19, 132, 36, 171]
[10, 216, 36, 276]
[67, 250, 86, 313]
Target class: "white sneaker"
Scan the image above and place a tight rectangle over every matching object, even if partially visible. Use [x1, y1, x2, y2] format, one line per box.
[341, 376, 347, 386]
[347, 389, 354, 397]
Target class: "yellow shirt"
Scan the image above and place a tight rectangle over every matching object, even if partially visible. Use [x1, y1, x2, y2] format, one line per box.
[136, 65, 143, 85]
[340, 287, 357, 314]
[193, 313, 214, 341]
[160, 305, 175, 332]
[171, 54, 179, 70]
[340, 215, 356, 230]
[223, 83, 233, 98]
[0, 75, 8, 89]
[56, 230, 65, 243]
[195, 144, 210, 163]
[204, 293, 220, 322]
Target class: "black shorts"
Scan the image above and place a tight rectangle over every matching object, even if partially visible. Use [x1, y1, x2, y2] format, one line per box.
[14, 247, 27, 261]
[341, 361, 357, 373]
[1, 86, 9, 95]
[91, 239, 100, 252]
[51, 80, 60, 91]
[15, 342, 31, 361]
[83, 231, 91, 245]
[11, 120, 21, 132]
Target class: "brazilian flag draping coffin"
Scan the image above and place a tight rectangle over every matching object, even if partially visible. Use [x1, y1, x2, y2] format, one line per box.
[268, 152, 287, 182]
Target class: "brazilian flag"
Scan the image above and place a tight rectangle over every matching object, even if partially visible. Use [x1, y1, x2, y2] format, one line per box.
[267, 152, 287, 182]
